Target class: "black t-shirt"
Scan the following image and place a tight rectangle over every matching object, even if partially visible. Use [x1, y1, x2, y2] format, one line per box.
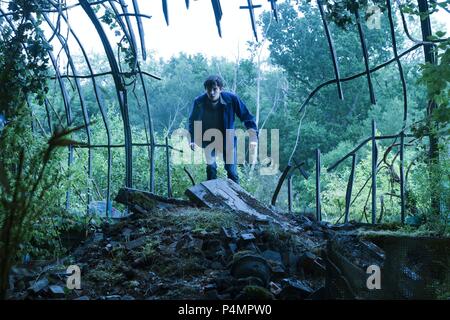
[202, 100, 224, 136]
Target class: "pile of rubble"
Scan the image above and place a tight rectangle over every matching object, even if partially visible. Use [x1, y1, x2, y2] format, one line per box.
[6, 179, 449, 300]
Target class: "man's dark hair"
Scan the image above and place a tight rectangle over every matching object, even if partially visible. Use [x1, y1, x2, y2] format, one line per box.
[203, 75, 224, 90]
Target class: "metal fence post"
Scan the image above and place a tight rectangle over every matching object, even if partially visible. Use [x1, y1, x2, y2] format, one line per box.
[316, 148, 322, 221]
[344, 154, 357, 223]
[400, 130, 405, 223]
[288, 175, 293, 213]
[165, 136, 172, 198]
[371, 120, 377, 224]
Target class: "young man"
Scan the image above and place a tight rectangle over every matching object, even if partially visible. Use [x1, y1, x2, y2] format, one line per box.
[188, 75, 258, 184]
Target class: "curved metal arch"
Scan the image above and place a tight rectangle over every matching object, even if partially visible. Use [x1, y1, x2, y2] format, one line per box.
[43, 5, 114, 215]
[1, 0, 435, 224]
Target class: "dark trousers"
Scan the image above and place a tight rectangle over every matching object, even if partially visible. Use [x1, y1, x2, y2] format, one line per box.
[205, 147, 239, 184]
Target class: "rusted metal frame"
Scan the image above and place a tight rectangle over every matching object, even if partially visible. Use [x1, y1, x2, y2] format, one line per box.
[316, 148, 322, 221]
[74, 143, 183, 152]
[1, 10, 74, 210]
[107, 1, 140, 90]
[298, 43, 423, 114]
[240, 0, 262, 42]
[40, 12, 95, 217]
[131, 0, 147, 60]
[329, 126, 412, 224]
[57, 8, 113, 211]
[371, 120, 377, 224]
[52, 70, 161, 80]
[165, 136, 172, 197]
[291, 159, 309, 179]
[271, 164, 292, 206]
[350, 158, 385, 209]
[129, 71, 157, 192]
[284, 159, 308, 212]
[1, 5, 71, 20]
[400, 130, 405, 223]
[430, 0, 450, 13]
[355, 9, 376, 105]
[46, 4, 114, 217]
[107, 2, 137, 88]
[80, 0, 133, 190]
[116, 12, 152, 20]
[162, 0, 169, 26]
[134, 102, 154, 191]
[46, 1, 63, 44]
[136, 69, 157, 192]
[211, 0, 223, 37]
[287, 175, 293, 213]
[31, 0, 113, 13]
[116, 0, 138, 70]
[348, 135, 415, 211]
[109, 1, 159, 193]
[395, 0, 449, 44]
[184, 167, 196, 186]
[317, 0, 344, 100]
[268, 0, 279, 22]
[121, 89, 134, 187]
[328, 133, 415, 172]
[386, 0, 408, 123]
[344, 154, 357, 223]
[396, 0, 429, 44]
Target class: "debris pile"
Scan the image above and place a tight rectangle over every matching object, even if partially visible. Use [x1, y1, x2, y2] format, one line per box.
[6, 179, 450, 300]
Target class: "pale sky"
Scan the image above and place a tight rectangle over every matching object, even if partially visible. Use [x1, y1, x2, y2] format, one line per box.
[66, 0, 271, 61]
[13, 0, 449, 62]
[62, 0, 450, 61]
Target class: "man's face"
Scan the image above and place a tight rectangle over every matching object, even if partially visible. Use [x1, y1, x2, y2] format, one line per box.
[206, 85, 221, 102]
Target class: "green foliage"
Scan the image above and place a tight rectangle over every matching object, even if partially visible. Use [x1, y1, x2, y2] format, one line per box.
[0, 1, 50, 117]
[321, 0, 388, 29]
[0, 103, 86, 298]
[417, 41, 450, 133]
[0, 0, 89, 299]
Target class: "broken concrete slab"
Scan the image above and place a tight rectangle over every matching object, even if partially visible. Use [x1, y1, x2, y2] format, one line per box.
[48, 285, 65, 298]
[278, 279, 313, 299]
[185, 179, 300, 231]
[262, 250, 283, 265]
[29, 278, 49, 294]
[240, 233, 256, 241]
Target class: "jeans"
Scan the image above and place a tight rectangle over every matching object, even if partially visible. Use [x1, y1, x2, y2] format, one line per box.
[204, 147, 239, 184]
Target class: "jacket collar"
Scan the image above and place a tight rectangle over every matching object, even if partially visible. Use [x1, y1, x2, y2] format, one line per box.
[202, 92, 227, 106]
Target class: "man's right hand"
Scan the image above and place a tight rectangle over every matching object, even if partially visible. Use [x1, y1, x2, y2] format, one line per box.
[189, 142, 197, 151]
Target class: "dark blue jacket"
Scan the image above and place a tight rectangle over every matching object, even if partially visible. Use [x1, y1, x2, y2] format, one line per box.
[188, 91, 258, 147]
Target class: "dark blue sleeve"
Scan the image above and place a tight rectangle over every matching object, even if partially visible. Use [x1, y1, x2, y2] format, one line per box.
[188, 100, 198, 143]
[233, 95, 258, 135]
